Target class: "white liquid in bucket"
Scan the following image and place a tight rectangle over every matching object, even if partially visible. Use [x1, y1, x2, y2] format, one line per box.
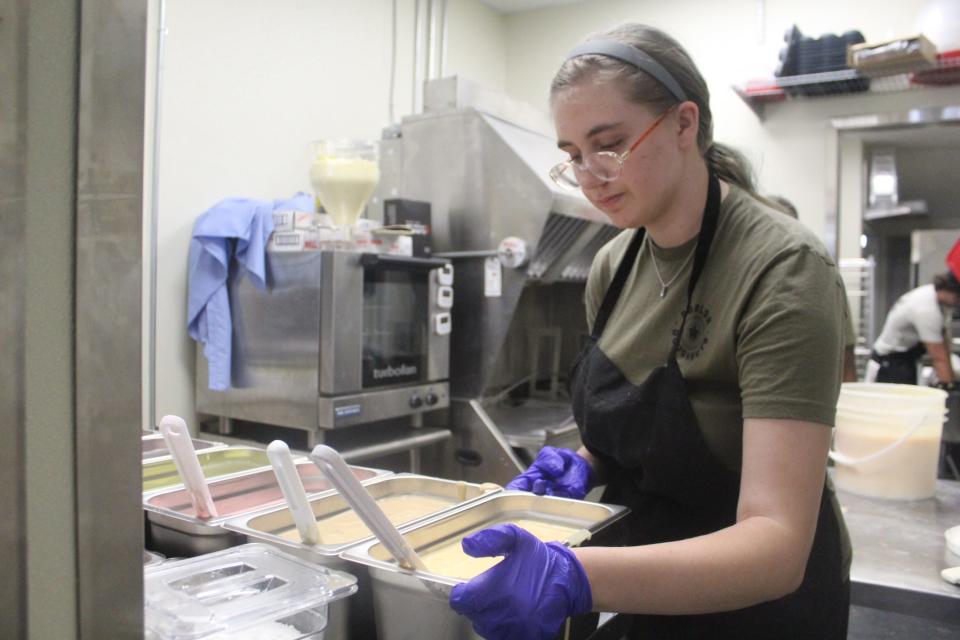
[834, 425, 942, 499]
[832, 383, 946, 500]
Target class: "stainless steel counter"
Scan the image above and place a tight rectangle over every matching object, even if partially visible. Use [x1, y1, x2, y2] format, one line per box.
[837, 479, 960, 624]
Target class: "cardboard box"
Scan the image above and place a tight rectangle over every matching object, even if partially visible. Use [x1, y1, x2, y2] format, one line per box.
[848, 34, 937, 75]
[267, 228, 320, 252]
[272, 210, 319, 232]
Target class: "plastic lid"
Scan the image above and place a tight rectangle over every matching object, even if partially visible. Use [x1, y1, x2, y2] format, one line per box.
[144, 543, 357, 640]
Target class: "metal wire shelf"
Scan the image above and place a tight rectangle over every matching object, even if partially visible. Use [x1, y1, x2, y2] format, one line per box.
[733, 54, 960, 118]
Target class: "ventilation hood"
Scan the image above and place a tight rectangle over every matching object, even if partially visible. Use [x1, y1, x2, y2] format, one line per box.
[864, 148, 928, 220]
[380, 76, 616, 284]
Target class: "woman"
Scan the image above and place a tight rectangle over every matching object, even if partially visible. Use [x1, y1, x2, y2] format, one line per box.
[449, 23, 851, 640]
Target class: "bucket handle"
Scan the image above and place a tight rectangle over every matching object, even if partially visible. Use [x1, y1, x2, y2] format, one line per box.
[829, 409, 934, 467]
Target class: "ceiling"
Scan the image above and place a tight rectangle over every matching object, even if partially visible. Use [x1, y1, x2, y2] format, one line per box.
[478, 0, 587, 13]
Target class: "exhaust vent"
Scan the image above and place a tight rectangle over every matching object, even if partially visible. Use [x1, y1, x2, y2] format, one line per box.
[528, 214, 618, 283]
[560, 225, 621, 281]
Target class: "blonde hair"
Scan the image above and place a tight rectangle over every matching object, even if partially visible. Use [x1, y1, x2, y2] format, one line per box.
[551, 23, 757, 194]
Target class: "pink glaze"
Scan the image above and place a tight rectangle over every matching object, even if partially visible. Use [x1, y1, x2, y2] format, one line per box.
[146, 462, 378, 519]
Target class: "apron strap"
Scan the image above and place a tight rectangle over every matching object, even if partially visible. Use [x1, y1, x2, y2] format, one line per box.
[591, 227, 646, 338]
[591, 173, 722, 346]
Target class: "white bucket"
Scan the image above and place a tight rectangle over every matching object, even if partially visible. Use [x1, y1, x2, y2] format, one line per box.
[830, 383, 947, 500]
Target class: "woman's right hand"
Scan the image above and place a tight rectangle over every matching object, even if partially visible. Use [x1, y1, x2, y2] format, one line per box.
[505, 446, 594, 499]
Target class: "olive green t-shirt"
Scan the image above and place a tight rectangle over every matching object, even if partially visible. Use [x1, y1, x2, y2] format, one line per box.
[585, 185, 848, 471]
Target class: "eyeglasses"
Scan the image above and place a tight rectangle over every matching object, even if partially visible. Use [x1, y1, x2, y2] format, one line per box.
[549, 105, 676, 190]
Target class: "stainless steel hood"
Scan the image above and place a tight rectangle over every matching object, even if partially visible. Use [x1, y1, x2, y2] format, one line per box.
[386, 75, 614, 284]
[865, 148, 928, 220]
[380, 77, 618, 401]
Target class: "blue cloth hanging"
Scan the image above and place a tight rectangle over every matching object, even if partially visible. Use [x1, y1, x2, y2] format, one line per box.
[187, 193, 313, 390]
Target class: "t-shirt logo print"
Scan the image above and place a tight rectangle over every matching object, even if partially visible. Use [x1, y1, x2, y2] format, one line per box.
[676, 303, 712, 359]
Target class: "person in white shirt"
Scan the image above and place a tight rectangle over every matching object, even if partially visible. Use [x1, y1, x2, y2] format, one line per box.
[866, 272, 960, 385]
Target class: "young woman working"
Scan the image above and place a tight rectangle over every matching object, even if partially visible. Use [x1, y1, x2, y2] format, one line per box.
[449, 23, 851, 640]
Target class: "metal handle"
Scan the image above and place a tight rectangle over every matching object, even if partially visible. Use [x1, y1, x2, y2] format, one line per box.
[359, 253, 449, 271]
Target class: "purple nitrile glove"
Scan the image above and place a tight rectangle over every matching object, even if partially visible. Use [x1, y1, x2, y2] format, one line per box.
[506, 446, 594, 499]
[449, 524, 592, 640]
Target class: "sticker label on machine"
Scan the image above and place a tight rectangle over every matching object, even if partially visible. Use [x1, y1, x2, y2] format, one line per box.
[334, 404, 362, 420]
[484, 256, 502, 297]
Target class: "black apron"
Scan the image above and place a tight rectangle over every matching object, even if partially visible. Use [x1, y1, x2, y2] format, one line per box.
[871, 343, 926, 384]
[569, 175, 849, 639]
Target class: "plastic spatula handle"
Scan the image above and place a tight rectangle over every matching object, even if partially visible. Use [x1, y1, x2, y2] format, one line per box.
[159, 415, 219, 520]
[267, 440, 322, 545]
[309, 444, 426, 571]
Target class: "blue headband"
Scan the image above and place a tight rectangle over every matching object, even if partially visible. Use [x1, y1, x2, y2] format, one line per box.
[565, 39, 687, 103]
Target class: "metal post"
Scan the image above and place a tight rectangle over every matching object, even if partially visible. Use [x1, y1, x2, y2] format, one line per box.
[75, 0, 148, 637]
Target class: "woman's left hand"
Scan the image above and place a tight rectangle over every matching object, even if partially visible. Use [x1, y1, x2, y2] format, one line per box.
[449, 524, 592, 640]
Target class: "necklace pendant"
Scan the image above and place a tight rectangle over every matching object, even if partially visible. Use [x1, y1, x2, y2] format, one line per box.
[660, 285, 667, 298]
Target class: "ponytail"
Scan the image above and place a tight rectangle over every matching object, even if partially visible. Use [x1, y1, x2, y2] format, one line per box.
[705, 142, 756, 193]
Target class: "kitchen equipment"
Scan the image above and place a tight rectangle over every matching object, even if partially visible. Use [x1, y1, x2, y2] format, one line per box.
[143, 550, 165, 568]
[376, 76, 620, 484]
[223, 473, 498, 554]
[195, 248, 454, 452]
[160, 415, 218, 519]
[224, 473, 496, 640]
[144, 543, 357, 640]
[309, 139, 380, 227]
[143, 446, 273, 493]
[341, 491, 628, 640]
[269, 440, 322, 545]
[143, 432, 224, 460]
[143, 461, 387, 558]
[310, 445, 426, 571]
[831, 382, 947, 499]
[947, 525, 960, 556]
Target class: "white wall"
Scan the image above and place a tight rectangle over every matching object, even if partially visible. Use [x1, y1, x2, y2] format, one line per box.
[500, 0, 960, 255]
[149, 0, 960, 427]
[149, 0, 506, 427]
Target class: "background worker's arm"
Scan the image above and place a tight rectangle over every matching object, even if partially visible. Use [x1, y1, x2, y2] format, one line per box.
[924, 340, 955, 383]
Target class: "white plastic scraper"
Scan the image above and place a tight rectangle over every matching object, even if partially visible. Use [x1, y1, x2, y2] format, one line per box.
[267, 440, 322, 545]
[159, 415, 218, 519]
[309, 444, 426, 571]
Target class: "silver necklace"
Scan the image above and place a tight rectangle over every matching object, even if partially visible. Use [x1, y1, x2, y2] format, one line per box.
[648, 236, 695, 298]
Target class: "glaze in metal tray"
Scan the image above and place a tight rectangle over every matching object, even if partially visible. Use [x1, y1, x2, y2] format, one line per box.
[142, 446, 273, 493]
[340, 491, 627, 640]
[343, 491, 628, 586]
[224, 474, 501, 556]
[141, 433, 225, 460]
[144, 461, 389, 534]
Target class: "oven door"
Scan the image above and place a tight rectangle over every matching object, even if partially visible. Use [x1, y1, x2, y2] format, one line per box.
[319, 252, 450, 395]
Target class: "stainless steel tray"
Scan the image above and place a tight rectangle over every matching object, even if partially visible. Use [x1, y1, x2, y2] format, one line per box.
[142, 550, 165, 568]
[223, 473, 498, 640]
[142, 445, 272, 493]
[343, 491, 628, 587]
[141, 433, 225, 460]
[223, 474, 501, 556]
[340, 491, 627, 640]
[143, 461, 389, 545]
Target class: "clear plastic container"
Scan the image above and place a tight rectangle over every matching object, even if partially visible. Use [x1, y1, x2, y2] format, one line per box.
[308, 139, 380, 228]
[144, 543, 357, 640]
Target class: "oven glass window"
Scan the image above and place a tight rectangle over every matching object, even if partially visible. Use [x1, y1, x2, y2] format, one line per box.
[362, 266, 428, 387]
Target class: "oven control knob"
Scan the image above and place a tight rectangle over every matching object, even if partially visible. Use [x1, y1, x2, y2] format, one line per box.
[424, 392, 439, 406]
[409, 394, 423, 409]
